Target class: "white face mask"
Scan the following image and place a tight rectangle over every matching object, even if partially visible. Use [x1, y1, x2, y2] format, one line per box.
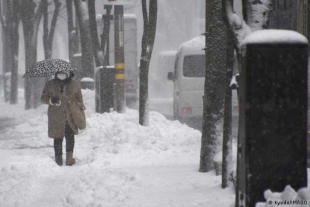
[57, 73, 68, 80]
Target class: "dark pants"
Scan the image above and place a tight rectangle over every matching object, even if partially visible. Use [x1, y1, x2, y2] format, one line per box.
[54, 122, 75, 156]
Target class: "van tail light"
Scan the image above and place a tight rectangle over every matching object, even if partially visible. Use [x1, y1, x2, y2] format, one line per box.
[182, 107, 192, 114]
[126, 84, 133, 89]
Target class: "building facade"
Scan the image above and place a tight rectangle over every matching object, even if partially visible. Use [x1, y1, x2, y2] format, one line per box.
[269, 0, 310, 40]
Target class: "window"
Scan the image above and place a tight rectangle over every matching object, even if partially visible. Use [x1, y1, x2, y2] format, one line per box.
[183, 55, 205, 77]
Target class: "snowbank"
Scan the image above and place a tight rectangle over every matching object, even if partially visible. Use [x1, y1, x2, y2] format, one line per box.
[256, 185, 310, 207]
[1, 89, 308, 207]
[2, 89, 228, 207]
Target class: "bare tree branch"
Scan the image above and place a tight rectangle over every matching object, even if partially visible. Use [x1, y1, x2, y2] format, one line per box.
[139, 0, 157, 126]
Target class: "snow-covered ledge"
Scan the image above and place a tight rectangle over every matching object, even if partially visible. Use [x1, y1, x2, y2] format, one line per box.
[241, 29, 309, 47]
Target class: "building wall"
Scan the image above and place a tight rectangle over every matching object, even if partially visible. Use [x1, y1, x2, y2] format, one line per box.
[269, 0, 310, 40]
[297, 0, 308, 38]
[269, 0, 298, 31]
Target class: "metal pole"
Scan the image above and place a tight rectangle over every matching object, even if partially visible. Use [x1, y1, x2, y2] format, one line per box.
[114, 5, 126, 113]
[102, 5, 112, 66]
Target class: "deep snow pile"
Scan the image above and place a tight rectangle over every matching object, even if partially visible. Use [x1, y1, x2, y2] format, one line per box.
[1, 89, 309, 207]
[256, 185, 310, 207]
[0, 89, 235, 207]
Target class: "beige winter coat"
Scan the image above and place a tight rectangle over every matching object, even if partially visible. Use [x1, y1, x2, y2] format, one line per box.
[41, 79, 86, 139]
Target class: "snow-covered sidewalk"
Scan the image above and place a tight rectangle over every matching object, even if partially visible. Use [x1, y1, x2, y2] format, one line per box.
[0, 89, 235, 207]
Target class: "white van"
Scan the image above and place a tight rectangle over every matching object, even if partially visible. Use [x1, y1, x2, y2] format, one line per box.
[154, 50, 177, 98]
[168, 36, 205, 128]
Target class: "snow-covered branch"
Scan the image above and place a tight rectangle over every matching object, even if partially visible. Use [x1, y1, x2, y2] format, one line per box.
[223, 0, 272, 49]
[223, 0, 251, 49]
[248, 0, 273, 31]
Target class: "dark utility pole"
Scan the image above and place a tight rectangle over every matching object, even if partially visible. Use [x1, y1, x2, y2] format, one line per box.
[114, 5, 125, 113]
[102, 5, 113, 66]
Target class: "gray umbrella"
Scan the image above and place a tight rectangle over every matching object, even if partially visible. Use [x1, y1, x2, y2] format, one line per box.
[23, 59, 77, 78]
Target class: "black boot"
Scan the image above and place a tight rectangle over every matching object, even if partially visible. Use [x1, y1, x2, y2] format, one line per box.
[54, 138, 63, 166]
[55, 155, 63, 166]
[66, 152, 76, 166]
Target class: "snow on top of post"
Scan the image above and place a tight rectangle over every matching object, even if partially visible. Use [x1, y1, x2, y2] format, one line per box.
[124, 13, 137, 19]
[81, 77, 94, 82]
[103, 0, 134, 5]
[95, 66, 104, 71]
[241, 30, 308, 46]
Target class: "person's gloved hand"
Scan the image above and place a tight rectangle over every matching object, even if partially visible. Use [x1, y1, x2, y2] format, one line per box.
[50, 96, 61, 106]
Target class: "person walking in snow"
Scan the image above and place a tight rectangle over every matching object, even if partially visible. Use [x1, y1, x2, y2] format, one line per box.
[41, 71, 86, 166]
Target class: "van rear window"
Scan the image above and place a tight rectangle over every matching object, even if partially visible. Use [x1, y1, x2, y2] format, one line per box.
[183, 55, 205, 77]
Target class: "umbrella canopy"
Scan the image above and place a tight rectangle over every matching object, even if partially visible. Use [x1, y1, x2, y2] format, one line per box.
[23, 59, 77, 78]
